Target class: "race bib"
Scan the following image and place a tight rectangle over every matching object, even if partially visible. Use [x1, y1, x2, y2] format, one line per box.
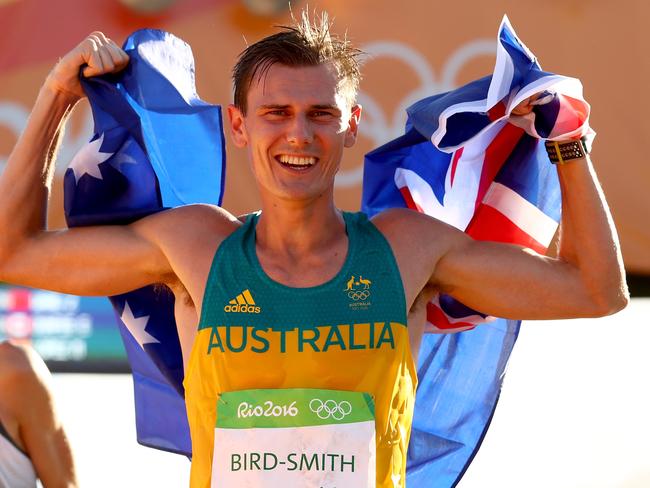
[212, 388, 376, 488]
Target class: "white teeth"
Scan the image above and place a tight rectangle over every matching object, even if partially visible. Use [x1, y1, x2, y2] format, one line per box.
[278, 155, 316, 166]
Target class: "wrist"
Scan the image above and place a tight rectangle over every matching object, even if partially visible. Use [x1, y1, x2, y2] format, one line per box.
[28, 83, 81, 135]
[544, 137, 590, 165]
[41, 74, 84, 106]
[37, 87, 81, 117]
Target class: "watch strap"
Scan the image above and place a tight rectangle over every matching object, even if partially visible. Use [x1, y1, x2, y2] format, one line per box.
[544, 137, 589, 164]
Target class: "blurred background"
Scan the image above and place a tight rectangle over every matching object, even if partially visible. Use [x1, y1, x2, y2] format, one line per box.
[0, 0, 648, 486]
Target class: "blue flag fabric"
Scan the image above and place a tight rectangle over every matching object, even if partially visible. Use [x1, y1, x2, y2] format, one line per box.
[64, 29, 225, 456]
[363, 16, 591, 486]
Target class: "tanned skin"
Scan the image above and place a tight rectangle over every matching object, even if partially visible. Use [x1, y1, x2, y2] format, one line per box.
[0, 33, 628, 369]
[0, 342, 77, 487]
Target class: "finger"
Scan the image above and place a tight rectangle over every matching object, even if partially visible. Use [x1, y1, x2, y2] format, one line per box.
[519, 96, 533, 108]
[106, 41, 129, 70]
[81, 37, 104, 77]
[92, 33, 128, 72]
[84, 33, 117, 75]
[92, 31, 111, 45]
[526, 96, 540, 109]
[86, 32, 107, 52]
[511, 97, 535, 116]
[96, 46, 116, 72]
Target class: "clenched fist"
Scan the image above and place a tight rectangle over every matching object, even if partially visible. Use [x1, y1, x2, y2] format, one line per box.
[44, 32, 129, 101]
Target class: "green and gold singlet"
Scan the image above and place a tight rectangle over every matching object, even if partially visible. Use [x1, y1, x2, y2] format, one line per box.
[184, 212, 417, 487]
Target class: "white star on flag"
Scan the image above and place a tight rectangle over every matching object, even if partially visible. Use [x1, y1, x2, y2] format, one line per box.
[68, 133, 113, 184]
[120, 301, 159, 350]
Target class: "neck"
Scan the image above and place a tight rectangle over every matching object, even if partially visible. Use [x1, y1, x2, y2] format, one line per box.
[256, 192, 345, 258]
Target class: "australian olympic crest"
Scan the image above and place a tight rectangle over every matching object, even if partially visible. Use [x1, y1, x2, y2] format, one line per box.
[344, 275, 372, 309]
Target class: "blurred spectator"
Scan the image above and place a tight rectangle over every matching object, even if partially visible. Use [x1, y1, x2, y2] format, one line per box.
[0, 341, 77, 487]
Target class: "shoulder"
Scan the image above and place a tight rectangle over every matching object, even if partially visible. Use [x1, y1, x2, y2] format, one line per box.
[369, 207, 457, 266]
[368, 209, 472, 305]
[131, 204, 241, 246]
[129, 205, 245, 299]
[370, 208, 465, 247]
[370, 208, 426, 231]
[0, 341, 42, 377]
[135, 204, 239, 232]
[0, 342, 50, 406]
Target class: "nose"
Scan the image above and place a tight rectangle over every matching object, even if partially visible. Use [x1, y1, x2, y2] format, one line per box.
[286, 115, 313, 146]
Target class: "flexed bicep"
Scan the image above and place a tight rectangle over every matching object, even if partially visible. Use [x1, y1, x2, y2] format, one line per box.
[433, 238, 591, 320]
[434, 157, 629, 320]
[375, 204, 626, 323]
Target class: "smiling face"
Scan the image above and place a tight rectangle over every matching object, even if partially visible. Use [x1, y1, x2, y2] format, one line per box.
[227, 62, 361, 204]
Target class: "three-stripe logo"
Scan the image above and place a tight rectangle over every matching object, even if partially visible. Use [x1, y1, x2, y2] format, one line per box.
[223, 289, 261, 314]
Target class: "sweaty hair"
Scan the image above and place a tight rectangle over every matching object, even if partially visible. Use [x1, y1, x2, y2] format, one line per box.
[232, 10, 363, 114]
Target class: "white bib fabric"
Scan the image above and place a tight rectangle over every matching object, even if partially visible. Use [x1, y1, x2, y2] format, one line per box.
[0, 422, 37, 488]
[211, 388, 376, 488]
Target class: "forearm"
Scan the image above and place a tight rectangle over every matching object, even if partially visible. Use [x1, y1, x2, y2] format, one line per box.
[556, 156, 628, 313]
[26, 363, 78, 488]
[0, 85, 79, 255]
[37, 426, 78, 488]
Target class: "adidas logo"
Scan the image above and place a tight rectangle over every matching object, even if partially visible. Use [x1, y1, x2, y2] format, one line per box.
[224, 289, 261, 314]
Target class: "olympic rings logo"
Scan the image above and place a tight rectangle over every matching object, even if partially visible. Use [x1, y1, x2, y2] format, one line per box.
[348, 290, 370, 301]
[309, 398, 353, 420]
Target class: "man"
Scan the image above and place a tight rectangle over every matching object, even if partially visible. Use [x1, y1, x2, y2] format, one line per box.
[0, 341, 78, 487]
[0, 12, 628, 488]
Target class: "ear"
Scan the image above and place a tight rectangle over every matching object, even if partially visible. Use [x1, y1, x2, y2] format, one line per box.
[227, 104, 248, 148]
[344, 104, 362, 148]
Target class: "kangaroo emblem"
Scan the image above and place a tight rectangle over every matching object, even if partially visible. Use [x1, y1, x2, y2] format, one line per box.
[344, 275, 355, 291]
[358, 276, 372, 289]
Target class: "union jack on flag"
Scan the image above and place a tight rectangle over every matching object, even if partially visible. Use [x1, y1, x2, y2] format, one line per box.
[364, 15, 592, 333]
[363, 15, 593, 486]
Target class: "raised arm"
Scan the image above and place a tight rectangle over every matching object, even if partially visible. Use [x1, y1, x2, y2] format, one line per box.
[0, 33, 174, 296]
[437, 152, 628, 319]
[378, 149, 628, 321]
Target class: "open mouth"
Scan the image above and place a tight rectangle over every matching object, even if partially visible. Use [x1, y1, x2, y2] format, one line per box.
[276, 154, 318, 171]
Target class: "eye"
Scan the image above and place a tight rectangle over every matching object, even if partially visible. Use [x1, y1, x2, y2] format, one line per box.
[259, 107, 291, 119]
[310, 110, 336, 119]
[266, 109, 288, 117]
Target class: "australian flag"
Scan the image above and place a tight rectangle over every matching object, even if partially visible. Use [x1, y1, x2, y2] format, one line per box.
[363, 16, 592, 486]
[64, 29, 225, 456]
